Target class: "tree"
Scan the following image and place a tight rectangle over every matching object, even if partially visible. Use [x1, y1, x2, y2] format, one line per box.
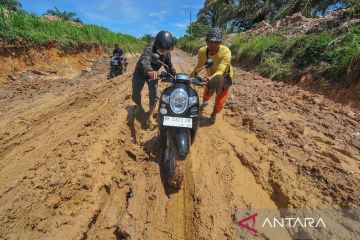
[0, 0, 22, 11]
[187, 21, 209, 38]
[141, 34, 154, 43]
[44, 7, 80, 22]
[201, 0, 351, 30]
[199, 0, 237, 28]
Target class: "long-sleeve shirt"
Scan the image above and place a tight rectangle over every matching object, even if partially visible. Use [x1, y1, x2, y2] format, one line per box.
[134, 41, 176, 78]
[190, 45, 234, 79]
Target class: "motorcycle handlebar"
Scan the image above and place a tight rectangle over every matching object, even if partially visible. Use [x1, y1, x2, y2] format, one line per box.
[150, 72, 208, 86]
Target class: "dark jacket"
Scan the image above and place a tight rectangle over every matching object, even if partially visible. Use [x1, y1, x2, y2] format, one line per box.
[134, 41, 176, 78]
[113, 48, 123, 56]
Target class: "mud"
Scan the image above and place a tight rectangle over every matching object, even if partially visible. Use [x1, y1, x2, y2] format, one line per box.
[0, 49, 359, 240]
[0, 45, 107, 84]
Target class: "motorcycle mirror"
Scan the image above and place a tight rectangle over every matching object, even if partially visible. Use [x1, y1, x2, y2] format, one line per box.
[151, 53, 161, 61]
[205, 59, 214, 68]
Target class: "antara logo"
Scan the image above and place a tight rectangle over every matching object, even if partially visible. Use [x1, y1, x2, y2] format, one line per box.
[237, 213, 327, 233]
[237, 213, 258, 233]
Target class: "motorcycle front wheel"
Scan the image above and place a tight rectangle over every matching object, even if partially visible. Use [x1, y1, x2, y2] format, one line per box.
[163, 133, 184, 190]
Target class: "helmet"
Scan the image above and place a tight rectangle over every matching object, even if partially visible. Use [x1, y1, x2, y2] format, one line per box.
[206, 28, 223, 42]
[154, 30, 174, 50]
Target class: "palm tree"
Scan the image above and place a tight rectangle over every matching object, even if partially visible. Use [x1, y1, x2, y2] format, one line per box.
[203, 0, 346, 26]
[198, 0, 237, 28]
[0, 0, 22, 11]
[44, 7, 79, 21]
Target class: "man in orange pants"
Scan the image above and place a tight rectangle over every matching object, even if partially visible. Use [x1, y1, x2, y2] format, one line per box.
[190, 28, 234, 123]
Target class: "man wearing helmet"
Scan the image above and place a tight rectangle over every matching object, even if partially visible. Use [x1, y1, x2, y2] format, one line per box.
[132, 30, 176, 127]
[113, 44, 123, 56]
[190, 28, 234, 124]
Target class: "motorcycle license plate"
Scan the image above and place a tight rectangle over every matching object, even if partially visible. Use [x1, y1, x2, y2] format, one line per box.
[163, 116, 192, 128]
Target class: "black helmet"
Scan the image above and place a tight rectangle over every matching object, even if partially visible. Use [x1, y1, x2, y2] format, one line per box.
[206, 28, 223, 42]
[154, 30, 174, 50]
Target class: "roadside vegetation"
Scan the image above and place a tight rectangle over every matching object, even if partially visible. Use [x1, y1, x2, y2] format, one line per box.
[176, 36, 204, 54]
[0, 1, 145, 53]
[225, 24, 360, 84]
[177, 0, 360, 85]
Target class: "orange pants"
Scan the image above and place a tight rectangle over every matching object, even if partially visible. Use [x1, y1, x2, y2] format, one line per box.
[203, 86, 230, 113]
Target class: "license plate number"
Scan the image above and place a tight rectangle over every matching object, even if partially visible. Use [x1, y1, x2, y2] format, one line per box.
[163, 116, 192, 128]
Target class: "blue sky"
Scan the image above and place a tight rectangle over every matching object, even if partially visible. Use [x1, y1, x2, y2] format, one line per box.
[19, 0, 204, 38]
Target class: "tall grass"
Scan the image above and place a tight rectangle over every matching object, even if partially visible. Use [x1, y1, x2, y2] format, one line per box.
[176, 36, 204, 54]
[258, 52, 292, 80]
[0, 7, 145, 53]
[178, 25, 359, 84]
[229, 25, 359, 84]
[326, 25, 360, 80]
[286, 32, 333, 67]
[230, 35, 284, 63]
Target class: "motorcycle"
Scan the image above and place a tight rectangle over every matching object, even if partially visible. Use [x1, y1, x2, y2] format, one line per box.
[151, 53, 213, 190]
[108, 54, 128, 79]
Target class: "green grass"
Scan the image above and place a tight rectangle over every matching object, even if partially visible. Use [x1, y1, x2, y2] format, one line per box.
[227, 26, 359, 85]
[326, 25, 360, 79]
[0, 7, 145, 53]
[287, 32, 333, 68]
[176, 36, 204, 54]
[235, 36, 284, 61]
[258, 52, 292, 80]
[228, 34, 247, 61]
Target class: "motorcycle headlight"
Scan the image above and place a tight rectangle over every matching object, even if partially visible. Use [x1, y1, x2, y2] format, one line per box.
[189, 96, 198, 107]
[170, 88, 188, 114]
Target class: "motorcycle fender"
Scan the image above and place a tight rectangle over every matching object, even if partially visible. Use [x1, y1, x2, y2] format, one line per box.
[169, 129, 190, 160]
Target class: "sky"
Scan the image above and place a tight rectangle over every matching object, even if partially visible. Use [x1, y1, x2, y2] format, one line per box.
[19, 0, 204, 38]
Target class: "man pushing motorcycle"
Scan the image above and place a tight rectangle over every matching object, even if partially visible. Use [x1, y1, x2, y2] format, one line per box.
[131, 30, 176, 127]
[190, 28, 234, 123]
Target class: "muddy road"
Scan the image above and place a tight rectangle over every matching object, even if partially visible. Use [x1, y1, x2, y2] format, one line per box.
[0, 49, 359, 240]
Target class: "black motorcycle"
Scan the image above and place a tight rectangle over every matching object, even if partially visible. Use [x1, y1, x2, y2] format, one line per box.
[108, 54, 128, 79]
[151, 53, 213, 189]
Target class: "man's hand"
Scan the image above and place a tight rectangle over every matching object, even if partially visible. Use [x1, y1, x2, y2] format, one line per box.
[204, 76, 212, 82]
[207, 75, 224, 94]
[147, 71, 158, 79]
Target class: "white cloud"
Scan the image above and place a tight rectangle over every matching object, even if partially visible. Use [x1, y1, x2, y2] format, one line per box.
[149, 10, 168, 18]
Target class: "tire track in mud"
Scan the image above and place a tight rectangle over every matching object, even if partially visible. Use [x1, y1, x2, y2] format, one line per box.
[0, 69, 137, 239]
[0, 50, 297, 240]
[101, 91, 196, 240]
[106, 50, 288, 239]
[1, 49, 358, 240]
[0, 80, 128, 195]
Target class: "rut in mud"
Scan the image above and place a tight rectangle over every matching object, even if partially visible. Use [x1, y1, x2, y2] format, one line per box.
[0, 49, 359, 240]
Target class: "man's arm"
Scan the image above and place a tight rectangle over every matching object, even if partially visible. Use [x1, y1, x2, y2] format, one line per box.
[212, 48, 231, 77]
[139, 45, 154, 74]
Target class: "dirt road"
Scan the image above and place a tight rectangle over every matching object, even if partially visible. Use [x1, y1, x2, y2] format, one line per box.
[0, 50, 359, 240]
